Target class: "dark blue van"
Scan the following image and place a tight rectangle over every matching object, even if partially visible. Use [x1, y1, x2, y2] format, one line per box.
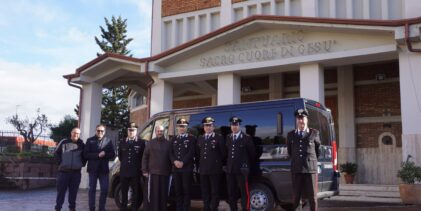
[109, 98, 339, 210]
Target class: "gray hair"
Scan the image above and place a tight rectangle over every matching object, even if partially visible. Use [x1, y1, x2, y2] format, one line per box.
[155, 125, 164, 131]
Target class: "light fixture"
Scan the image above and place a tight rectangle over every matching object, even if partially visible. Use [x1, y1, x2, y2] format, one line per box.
[375, 74, 386, 81]
[241, 86, 252, 93]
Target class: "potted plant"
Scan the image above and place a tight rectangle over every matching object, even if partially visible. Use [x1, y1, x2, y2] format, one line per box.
[397, 155, 421, 205]
[340, 162, 357, 184]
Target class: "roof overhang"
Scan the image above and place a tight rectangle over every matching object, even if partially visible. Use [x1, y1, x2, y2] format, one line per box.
[63, 53, 151, 88]
[64, 15, 421, 84]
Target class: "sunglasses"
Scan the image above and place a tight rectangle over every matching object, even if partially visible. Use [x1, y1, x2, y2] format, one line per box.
[96, 130, 105, 133]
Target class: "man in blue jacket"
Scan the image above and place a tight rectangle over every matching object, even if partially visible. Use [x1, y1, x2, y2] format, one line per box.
[84, 124, 115, 211]
[54, 127, 86, 211]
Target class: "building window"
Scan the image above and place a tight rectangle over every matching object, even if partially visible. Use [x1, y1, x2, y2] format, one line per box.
[132, 94, 146, 108]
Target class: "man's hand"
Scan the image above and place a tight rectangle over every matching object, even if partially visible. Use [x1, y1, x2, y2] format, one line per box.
[143, 172, 149, 177]
[174, 160, 184, 168]
[98, 151, 105, 158]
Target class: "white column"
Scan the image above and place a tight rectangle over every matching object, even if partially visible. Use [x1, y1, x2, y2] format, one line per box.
[150, 76, 173, 116]
[337, 66, 356, 164]
[269, 73, 283, 100]
[151, 0, 162, 55]
[399, 47, 421, 165]
[404, 0, 421, 18]
[285, 0, 291, 16]
[217, 72, 241, 105]
[301, 0, 317, 17]
[300, 63, 325, 104]
[346, 0, 353, 19]
[381, 0, 389, 20]
[329, 0, 337, 18]
[363, 0, 370, 19]
[79, 82, 102, 189]
[221, 0, 232, 26]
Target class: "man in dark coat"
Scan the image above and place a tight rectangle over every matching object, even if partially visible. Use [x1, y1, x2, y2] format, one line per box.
[142, 125, 175, 211]
[171, 118, 196, 211]
[118, 122, 145, 211]
[225, 116, 256, 211]
[196, 117, 226, 211]
[54, 127, 86, 211]
[84, 124, 116, 211]
[287, 108, 321, 211]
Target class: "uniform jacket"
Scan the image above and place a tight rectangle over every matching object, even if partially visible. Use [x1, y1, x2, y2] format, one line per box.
[171, 133, 196, 172]
[226, 131, 256, 175]
[196, 132, 226, 175]
[54, 138, 86, 172]
[142, 137, 175, 176]
[287, 128, 321, 174]
[118, 136, 145, 177]
[84, 136, 115, 174]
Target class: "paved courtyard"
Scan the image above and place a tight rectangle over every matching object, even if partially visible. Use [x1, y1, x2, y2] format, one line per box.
[0, 187, 420, 211]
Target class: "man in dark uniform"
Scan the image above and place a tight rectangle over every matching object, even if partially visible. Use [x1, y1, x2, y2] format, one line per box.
[118, 122, 145, 211]
[287, 109, 321, 211]
[196, 117, 226, 211]
[171, 118, 196, 211]
[142, 125, 175, 211]
[226, 116, 256, 211]
[84, 124, 115, 211]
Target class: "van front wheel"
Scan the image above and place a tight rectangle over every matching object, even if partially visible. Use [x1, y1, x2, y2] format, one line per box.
[249, 183, 275, 211]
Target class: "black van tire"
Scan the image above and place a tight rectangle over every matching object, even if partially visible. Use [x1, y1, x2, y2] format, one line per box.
[113, 183, 143, 210]
[249, 183, 275, 211]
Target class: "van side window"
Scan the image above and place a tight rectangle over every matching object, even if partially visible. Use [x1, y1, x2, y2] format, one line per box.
[152, 118, 170, 139]
[178, 112, 232, 138]
[139, 122, 153, 141]
[306, 107, 330, 146]
[233, 107, 294, 161]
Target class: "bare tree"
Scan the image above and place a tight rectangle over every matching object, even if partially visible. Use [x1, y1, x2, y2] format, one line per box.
[7, 109, 51, 151]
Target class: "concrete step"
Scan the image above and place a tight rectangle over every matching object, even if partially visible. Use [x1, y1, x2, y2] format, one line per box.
[337, 184, 402, 203]
[339, 190, 400, 198]
[327, 195, 403, 203]
[340, 184, 399, 191]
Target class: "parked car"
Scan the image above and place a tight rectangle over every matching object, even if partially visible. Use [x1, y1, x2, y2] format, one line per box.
[108, 98, 339, 210]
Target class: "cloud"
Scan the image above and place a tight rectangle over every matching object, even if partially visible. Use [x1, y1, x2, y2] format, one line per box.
[0, 59, 79, 131]
[0, 0, 67, 24]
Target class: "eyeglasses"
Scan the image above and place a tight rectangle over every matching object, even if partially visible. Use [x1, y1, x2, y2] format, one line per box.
[96, 130, 105, 133]
[177, 125, 187, 128]
[204, 124, 213, 127]
[128, 129, 136, 132]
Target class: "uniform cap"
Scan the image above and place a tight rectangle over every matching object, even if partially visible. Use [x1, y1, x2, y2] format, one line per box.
[202, 116, 215, 124]
[176, 118, 189, 126]
[128, 122, 138, 129]
[229, 116, 242, 124]
[295, 109, 309, 117]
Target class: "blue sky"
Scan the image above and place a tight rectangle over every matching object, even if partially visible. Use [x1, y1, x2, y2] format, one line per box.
[0, 0, 152, 131]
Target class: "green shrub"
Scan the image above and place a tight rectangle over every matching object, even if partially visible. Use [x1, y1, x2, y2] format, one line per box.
[397, 160, 421, 184]
[340, 162, 358, 176]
